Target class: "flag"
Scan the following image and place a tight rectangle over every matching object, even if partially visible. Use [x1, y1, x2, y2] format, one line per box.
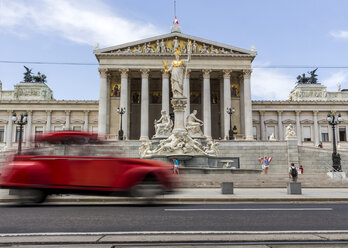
[174, 16, 179, 24]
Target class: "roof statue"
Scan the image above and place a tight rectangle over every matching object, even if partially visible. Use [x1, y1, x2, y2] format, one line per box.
[296, 68, 319, 84]
[23, 66, 47, 83]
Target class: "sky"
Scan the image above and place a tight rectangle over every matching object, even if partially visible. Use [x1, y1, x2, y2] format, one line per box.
[0, 0, 348, 101]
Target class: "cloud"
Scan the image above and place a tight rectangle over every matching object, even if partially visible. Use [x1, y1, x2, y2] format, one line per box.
[322, 71, 347, 91]
[0, 0, 163, 47]
[251, 67, 294, 100]
[330, 30, 348, 40]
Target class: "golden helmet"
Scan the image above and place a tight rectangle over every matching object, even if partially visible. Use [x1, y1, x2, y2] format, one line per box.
[174, 48, 181, 55]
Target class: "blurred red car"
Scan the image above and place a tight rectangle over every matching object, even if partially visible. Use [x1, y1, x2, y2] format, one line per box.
[0, 131, 177, 203]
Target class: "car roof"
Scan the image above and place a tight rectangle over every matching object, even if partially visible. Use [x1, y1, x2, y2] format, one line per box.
[35, 131, 100, 144]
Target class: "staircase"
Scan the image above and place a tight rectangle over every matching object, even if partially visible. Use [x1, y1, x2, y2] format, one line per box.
[179, 173, 348, 188]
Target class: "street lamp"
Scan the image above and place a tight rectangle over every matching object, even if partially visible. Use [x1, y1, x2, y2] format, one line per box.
[117, 107, 126, 140]
[12, 112, 28, 154]
[226, 107, 235, 140]
[327, 113, 343, 172]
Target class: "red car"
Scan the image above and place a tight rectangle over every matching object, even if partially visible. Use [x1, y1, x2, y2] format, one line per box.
[0, 131, 177, 204]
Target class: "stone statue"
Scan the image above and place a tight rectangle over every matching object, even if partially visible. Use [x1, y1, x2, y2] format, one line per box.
[204, 138, 219, 155]
[139, 140, 152, 157]
[160, 39, 166, 53]
[296, 73, 309, 84]
[155, 40, 160, 53]
[153, 133, 182, 153]
[308, 68, 318, 84]
[171, 37, 180, 52]
[162, 47, 190, 98]
[192, 41, 197, 53]
[186, 110, 204, 137]
[182, 134, 206, 154]
[23, 66, 33, 82]
[154, 110, 173, 137]
[269, 133, 276, 141]
[338, 82, 341, 92]
[285, 124, 296, 138]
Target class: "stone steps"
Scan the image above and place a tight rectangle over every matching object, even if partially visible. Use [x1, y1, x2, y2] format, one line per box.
[179, 174, 348, 188]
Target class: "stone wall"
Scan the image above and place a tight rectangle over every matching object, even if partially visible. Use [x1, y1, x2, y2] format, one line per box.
[298, 146, 348, 174]
[218, 140, 289, 173]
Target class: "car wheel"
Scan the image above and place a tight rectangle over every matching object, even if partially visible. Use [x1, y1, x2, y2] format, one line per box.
[13, 189, 47, 204]
[131, 176, 164, 199]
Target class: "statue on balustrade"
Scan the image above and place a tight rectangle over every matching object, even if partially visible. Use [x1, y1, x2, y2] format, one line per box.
[154, 110, 173, 137]
[186, 110, 204, 137]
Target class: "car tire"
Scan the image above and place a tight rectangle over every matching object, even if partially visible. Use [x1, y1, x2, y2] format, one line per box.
[13, 189, 47, 204]
[131, 176, 164, 199]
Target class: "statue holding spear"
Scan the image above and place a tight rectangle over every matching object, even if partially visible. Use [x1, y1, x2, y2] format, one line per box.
[162, 40, 192, 98]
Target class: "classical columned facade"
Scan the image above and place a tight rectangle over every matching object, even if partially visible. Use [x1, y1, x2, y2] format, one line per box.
[94, 31, 256, 141]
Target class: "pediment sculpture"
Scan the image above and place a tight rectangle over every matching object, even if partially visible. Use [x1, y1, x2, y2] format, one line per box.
[112, 38, 238, 55]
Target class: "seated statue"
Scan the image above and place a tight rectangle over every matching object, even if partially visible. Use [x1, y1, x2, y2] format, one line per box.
[204, 138, 219, 156]
[285, 124, 296, 138]
[154, 110, 173, 137]
[186, 110, 204, 137]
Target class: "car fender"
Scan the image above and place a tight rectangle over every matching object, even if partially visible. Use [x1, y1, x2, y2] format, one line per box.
[116, 167, 166, 189]
[2, 161, 51, 187]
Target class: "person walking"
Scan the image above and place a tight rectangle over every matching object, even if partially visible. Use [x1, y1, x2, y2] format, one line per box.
[299, 165, 304, 174]
[172, 158, 180, 175]
[289, 163, 298, 182]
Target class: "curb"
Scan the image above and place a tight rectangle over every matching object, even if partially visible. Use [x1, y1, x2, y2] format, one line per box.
[1, 197, 347, 203]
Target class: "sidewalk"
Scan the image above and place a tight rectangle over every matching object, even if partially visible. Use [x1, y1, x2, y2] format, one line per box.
[1, 188, 348, 203]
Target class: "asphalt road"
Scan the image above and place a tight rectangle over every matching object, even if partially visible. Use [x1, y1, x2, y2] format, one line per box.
[1, 203, 348, 233]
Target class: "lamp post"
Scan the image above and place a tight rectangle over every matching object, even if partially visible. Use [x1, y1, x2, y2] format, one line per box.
[226, 107, 235, 140]
[12, 112, 28, 154]
[117, 107, 126, 140]
[327, 113, 343, 172]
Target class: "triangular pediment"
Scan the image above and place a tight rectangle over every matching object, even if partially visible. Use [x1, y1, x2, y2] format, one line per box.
[94, 32, 256, 58]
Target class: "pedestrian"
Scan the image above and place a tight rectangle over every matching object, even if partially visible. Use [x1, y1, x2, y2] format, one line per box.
[259, 155, 272, 174]
[289, 163, 298, 182]
[172, 158, 179, 175]
[299, 165, 304, 174]
[318, 142, 323, 148]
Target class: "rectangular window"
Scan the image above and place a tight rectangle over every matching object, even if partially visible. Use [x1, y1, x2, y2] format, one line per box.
[321, 126, 329, 142]
[35, 126, 44, 135]
[72, 126, 82, 131]
[339, 127, 346, 142]
[0, 126, 4, 143]
[266, 126, 275, 140]
[303, 126, 311, 142]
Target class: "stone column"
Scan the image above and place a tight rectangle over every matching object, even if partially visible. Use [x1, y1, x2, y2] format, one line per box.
[46, 110, 51, 132]
[313, 110, 319, 146]
[223, 70, 232, 139]
[183, 69, 191, 122]
[6, 111, 13, 148]
[84, 110, 89, 132]
[26, 111, 32, 147]
[219, 77, 224, 139]
[260, 111, 265, 141]
[120, 69, 129, 139]
[162, 70, 170, 115]
[239, 75, 245, 135]
[243, 69, 253, 140]
[202, 69, 212, 138]
[98, 68, 108, 134]
[296, 111, 301, 145]
[65, 110, 70, 130]
[140, 69, 150, 140]
[277, 111, 283, 140]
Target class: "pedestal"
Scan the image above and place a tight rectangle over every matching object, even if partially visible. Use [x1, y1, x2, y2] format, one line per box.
[171, 97, 187, 134]
[221, 182, 234, 194]
[287, 182, 302, 194]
